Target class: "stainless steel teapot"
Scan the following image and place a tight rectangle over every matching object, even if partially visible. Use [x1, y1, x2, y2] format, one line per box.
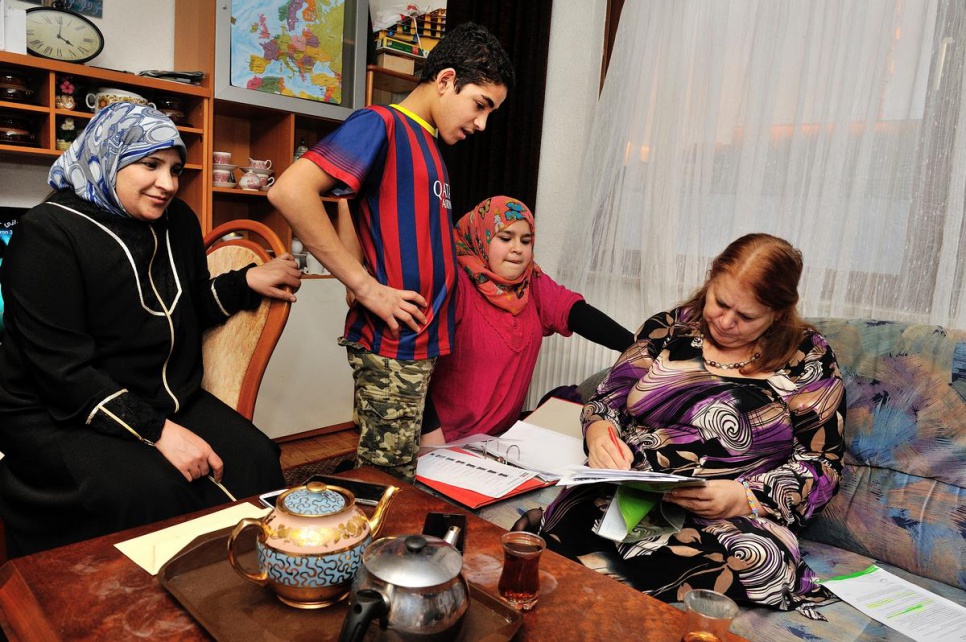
[338, 526, 469, 642]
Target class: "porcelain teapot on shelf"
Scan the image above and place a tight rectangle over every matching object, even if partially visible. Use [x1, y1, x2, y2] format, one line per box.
[238, 169, 262, 191]
[339, 526, 469, 642]
[227, 481, 400, 609]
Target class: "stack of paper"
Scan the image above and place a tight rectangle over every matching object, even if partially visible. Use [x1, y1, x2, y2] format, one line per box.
[819, 565, 966, 641]
[558, 465, 707, 491]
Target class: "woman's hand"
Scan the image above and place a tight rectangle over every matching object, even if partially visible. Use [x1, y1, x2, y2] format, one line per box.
[246, 253, 302, 302]
[663, 480, 751, 519]
[586, 420, 633, 470]
[155, 420, 225, 483]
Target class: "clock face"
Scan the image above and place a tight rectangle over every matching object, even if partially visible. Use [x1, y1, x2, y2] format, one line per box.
[26, 8, 105, 64]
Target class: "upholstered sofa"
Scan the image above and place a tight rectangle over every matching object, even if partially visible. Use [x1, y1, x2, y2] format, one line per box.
[724, 318, 965, 641]
[546, 318, 965, 640]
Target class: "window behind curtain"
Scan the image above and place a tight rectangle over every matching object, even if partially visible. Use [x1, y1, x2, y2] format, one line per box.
[556, 0, 966, 330]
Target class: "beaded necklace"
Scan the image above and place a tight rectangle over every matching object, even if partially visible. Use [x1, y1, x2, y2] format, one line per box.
[703, 351, 761, 370]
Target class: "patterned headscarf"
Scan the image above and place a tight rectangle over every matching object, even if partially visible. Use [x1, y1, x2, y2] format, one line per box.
[455, 195, 542, 316]
[48, 102, 186, 218]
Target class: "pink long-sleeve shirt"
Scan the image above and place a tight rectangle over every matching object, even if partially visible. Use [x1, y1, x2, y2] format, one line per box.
[429, 269, 583, 441]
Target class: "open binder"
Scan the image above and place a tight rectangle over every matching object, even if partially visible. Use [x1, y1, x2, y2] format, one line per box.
[415, 448, 554, 509]
[461, 420, 587, 480]
[415, 399, 587, 509]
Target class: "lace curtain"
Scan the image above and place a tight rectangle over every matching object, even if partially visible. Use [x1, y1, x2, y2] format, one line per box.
[556, 0, 966, 335]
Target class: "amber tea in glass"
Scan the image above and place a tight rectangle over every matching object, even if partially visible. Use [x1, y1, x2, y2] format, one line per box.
[497, 531, 545, 610]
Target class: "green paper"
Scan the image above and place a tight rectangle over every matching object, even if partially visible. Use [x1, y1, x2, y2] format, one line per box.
[617, 485, 658, 531]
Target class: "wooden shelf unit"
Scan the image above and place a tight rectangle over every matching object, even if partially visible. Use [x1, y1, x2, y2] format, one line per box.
[0, 50, 210, 220]
[366, 64, 419, 106]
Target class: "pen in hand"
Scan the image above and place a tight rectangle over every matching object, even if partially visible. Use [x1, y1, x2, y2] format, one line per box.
[607, 425, 622, 450]
[607, 425, 632, 469]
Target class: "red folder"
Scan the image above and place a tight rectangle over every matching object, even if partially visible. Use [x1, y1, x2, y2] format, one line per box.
[416, 473, 553, 510]
[415, 448, 555, 510]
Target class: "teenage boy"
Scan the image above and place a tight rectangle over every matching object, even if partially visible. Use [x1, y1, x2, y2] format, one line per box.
[269, 23, 515, 481]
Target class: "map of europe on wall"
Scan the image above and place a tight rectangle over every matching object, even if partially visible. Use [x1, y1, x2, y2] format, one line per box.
[230, 0, 345, 105]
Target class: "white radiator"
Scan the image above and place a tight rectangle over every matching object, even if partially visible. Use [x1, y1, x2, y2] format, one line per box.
[524, 335, 619, 410]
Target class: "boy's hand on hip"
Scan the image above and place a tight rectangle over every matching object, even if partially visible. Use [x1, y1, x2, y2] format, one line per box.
[355, 280, 428, 338]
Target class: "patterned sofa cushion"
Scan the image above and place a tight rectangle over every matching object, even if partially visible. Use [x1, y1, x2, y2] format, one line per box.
[804, 319, 966, 591]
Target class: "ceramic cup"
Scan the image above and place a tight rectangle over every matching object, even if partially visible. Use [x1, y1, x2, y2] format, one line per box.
[85, 87, 154, 113]
[213, 151, 232, 165]
[304, 253, 326, 275]
[248, 158, 272, 170]
[212, 168, 235, 184]
[259, 175, 276, 190]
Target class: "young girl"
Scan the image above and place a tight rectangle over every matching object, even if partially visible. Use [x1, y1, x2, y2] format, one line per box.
[420, 195, 633, 445]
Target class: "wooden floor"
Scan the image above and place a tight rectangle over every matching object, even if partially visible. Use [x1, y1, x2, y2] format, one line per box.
[278, 426, 360, 480]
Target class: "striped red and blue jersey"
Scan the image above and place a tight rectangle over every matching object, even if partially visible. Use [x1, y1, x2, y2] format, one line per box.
[302, 106, 457, 360]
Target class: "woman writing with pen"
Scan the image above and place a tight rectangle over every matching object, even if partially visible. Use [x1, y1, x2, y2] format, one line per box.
[536, 234, 847, 619]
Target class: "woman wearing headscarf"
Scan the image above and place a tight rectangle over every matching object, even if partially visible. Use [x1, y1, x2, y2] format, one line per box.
[420, 195, 633, 445]
[0, 103, 301, 557]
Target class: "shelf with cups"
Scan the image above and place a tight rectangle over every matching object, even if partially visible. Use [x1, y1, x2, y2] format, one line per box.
[0, 51, 211, 225]
[0, 50, 208, 154]
[209, 100, 345, 247]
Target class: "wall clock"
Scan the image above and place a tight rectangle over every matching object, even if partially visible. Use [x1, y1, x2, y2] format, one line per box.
[26, 0, 105, 64]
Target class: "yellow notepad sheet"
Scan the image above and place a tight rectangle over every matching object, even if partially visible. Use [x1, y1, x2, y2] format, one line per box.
[115, 503, 270, 575]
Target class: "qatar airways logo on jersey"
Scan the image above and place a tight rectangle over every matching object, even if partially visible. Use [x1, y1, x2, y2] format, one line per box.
[433, 180, 452, 210]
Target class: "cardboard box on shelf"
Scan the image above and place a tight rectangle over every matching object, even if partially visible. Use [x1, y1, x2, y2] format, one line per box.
[376, 53, 415, 76]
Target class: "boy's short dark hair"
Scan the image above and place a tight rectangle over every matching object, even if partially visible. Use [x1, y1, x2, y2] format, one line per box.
[420, 22, 515, 91]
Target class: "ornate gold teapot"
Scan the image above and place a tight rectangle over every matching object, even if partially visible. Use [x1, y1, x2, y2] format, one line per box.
[227, 481, 399, 609]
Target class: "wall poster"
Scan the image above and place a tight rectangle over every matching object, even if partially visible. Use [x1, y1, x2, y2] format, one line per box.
[230, 0, 346, 106]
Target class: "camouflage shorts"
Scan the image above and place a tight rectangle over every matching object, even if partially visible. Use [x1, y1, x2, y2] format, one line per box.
[342, 340, 436, 483]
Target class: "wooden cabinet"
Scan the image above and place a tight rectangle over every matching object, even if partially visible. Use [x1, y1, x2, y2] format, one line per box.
[207, 101, 341, 248]
[366, 65, 419, 106]
[0, 50, 209, 218]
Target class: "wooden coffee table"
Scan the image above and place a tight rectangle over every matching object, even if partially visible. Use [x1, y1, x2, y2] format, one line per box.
[0, 467, 747, 641]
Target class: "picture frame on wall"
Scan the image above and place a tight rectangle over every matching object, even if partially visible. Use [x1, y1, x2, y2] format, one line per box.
[214, 0, 369, 121]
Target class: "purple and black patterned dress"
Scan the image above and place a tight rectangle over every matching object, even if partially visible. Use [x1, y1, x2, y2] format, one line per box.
[541, 307, 846, 617]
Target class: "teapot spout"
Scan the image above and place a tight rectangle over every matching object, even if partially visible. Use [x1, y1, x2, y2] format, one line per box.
[443, 525, 462, 548]
[367, 484, 400, 538]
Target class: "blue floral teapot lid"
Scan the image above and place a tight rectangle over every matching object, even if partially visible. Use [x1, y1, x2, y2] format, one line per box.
[277, 481, 353, 517]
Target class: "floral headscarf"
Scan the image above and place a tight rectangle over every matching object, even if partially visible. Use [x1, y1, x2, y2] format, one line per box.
[455, 195, 542, 316]
[48, 102, 186, 218]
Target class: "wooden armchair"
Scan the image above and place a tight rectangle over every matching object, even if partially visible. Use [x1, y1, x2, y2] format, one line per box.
[201, 220, 291, 420]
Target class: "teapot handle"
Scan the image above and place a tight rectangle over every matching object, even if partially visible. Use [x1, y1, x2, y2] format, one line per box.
[338, 589, 388, 642]
[226, 517, 269, 586]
